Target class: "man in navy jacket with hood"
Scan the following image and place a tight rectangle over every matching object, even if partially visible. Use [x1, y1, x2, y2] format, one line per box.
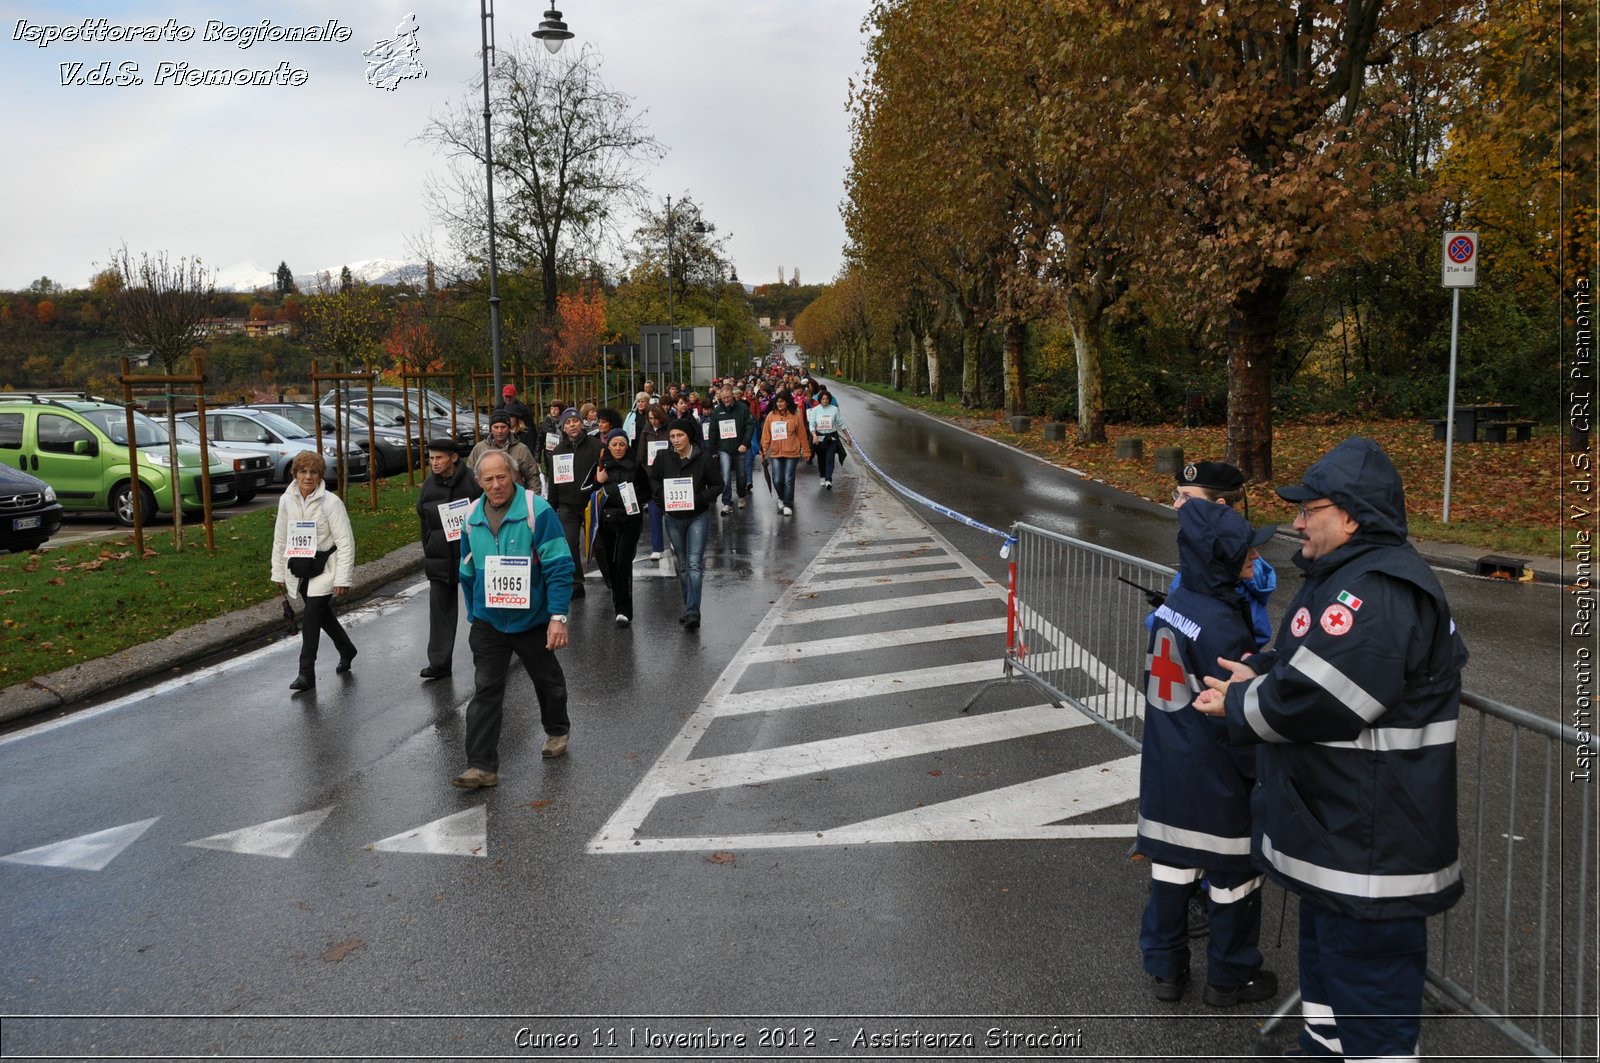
[1197, 437, 1468, 1059]
[1137, 501, 1278, 1008]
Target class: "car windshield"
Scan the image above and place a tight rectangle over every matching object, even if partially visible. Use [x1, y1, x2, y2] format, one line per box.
[82, 408, 167, 447]
[241, 409, 311, 438]
[369, 400, 425, 424]
[321, 406, 373, 429]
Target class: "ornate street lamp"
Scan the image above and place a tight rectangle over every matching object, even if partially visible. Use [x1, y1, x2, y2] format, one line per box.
[481, 1, 574, 400]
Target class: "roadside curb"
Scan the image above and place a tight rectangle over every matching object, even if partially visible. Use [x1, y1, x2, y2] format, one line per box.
[834, 383, 1566, 588]
[0, 541, 425, 726]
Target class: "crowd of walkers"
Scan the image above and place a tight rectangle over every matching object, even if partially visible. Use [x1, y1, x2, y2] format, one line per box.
[272, 362, 846, 779]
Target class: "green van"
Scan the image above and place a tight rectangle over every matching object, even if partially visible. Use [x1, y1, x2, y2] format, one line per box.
[0, 397, 237, 526]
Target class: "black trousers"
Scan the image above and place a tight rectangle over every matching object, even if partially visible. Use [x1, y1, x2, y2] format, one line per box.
[299, 594, 355, 676]
[597, 514, 643, 619]
[464, 620, 569, 773]
[556, 502, 590, 589]
[426, 577, 460, 671]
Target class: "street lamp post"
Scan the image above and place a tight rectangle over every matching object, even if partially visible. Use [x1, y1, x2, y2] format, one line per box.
[481, 1, 572, 400]
[665, 195, 675, 388]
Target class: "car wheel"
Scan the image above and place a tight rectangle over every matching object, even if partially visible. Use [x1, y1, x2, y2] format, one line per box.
[111, 481, 158, 527]
[236, 490, 256, 504]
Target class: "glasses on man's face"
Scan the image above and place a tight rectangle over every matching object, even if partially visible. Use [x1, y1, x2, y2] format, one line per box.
[1297, 502, 1338, 520]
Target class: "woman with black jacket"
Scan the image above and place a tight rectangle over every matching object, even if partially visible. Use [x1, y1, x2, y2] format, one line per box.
[635, 403, 673, 563]
[548, 407, 604, 599]
[594, 429, 649, 627]
[649, 416, 724, 630]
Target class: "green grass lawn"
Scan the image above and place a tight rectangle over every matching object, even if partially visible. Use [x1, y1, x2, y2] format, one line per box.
[1, 480, 425, 688]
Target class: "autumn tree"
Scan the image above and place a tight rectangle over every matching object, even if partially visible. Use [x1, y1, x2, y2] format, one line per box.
[107, 244, 216, 550]
[275, 261, 296, 296]
[550, 284, 610, 368]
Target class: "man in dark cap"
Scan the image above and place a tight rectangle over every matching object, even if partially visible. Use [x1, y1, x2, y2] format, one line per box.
[1196, 437, 1468, 1060]
[416, 438, 481, 680]
[468, 411, 541, 491]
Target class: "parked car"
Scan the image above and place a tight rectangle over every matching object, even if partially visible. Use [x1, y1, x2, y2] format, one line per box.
[0, 463, 65, 552]
[168, 420, 275, 502]
[246, 402, 418, 478]
[321, 385, 490, 439]
[0, 396, 237, 527]
[359, 397, 475, 449]
[177, 408, 368, 485]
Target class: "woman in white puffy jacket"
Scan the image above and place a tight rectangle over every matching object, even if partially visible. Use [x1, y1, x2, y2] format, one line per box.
[270, 451, 357, 691]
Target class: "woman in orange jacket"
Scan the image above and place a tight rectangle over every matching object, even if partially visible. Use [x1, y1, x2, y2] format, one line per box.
[759, 391, 811, 516]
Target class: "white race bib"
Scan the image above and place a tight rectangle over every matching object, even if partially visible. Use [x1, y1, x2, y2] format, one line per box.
[619, 481, 640, 516]
[718, 419, 737, 440]
[484, 555, 531, 609]
[770, 420, 788, 441]
[647, 440, 668, 466]
[286, 520, 317, 558]
[816, 412, 836, 432]
[438, 498, 472, 543]
[545, 432, 559, 452]
[552, 453, 575, 484]
[664, 476, 694, 512]
[701, 421, 712, 441]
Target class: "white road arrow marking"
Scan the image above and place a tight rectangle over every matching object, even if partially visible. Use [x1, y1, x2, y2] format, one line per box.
[185, 807, 333, 859]
[0, 817, 159, 871]
[369, 807, 487, 857]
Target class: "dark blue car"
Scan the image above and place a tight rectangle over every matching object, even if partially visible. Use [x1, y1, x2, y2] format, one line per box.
[0, 463, 65, 553]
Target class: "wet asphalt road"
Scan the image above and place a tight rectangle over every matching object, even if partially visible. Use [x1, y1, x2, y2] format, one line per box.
[0, 384, 1571, 1061]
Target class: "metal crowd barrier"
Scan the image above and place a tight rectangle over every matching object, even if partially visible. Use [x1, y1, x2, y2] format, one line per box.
[996, 521, 1595, 1061]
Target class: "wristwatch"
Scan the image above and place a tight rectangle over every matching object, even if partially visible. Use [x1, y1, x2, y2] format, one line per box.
[549, 614, 568, 624]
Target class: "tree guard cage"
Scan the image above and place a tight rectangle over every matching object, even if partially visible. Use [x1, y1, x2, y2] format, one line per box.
[308, 360, 379, 509]
[118, 353, 217, 556]
[400, 369, 465, 488]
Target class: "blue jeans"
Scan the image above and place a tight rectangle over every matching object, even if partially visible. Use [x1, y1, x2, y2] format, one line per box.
[741, 442, 757, 491]
[718, 450, 747, 505]
[646, 499, 664, 553]
[663, 509, 710, 616]
[772, 457, 799, 507]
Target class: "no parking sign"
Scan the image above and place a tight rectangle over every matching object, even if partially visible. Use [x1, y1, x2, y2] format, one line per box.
[1442, 231, 1479, 287]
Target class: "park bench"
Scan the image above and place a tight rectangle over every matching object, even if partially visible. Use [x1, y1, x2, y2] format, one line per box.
[1480, 419, 1535, 443]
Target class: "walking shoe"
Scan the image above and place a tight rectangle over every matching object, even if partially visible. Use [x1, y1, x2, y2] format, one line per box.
[650, 551, 662, 562]
[452, 766, 498, 789]
[720, 503, 733, 514]
[823, 479, 832, 489]
[615, 614, 630, 627]
[738, 496, 748, 508]
[336, 648, 357, 673]
[542, 734, 569, 758]
[782, 505, 793, 516]
[684, 613, 701, 630]
[289, 674, 314, 691]
[419, 666, 451, 680]
[1151, 971, 1190, 1003]
[1203, 970, 1279, 1008]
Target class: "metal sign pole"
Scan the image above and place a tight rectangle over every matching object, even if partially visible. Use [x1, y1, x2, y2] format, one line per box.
[1439, 230, 1478, 523]
[1443, 287, 1460, 523]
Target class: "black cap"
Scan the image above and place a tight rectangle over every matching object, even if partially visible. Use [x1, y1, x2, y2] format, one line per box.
[1249, 524, 1278, 548]
[1178, 460, 1245, 493]
[489, 411, 512, 427]
[667, 416, 701, 440]
[426, 437, 463, 456]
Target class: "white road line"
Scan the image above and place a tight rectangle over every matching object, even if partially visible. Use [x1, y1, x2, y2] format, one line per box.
[810, 555, 957, 575]
[799, 569, 989, 594]
[661, 703, 1089, 794]
[368, 807, 488, 858]
[718, 661, 1000, 717]
[0, 817, 160, 871]
[776, 590, 1000, 625]
[814, 543, 940, 565]
[596, 822, 1136, 853]
[744, 618, 1009, 661]
[185, 807, 334, 859]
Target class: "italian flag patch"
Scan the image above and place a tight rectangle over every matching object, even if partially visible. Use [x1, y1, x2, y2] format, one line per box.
[1336, 590, 1363, 611]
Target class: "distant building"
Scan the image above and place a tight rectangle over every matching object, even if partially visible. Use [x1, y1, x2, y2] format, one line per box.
[196, 318, 290, 340]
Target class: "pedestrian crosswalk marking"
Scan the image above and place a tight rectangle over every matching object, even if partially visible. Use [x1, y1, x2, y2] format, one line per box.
[660, 703, 1091, 795]
[778, 589, 999, 625]
[814, 544, 944, 564]
[0, 817, 159, 871]
[811, 555, 961, 576]
[745, 618, 1007, 661]
[185, 807, 333, 859]
[800, 568, 988, 594]
[369, 807, 487, 858]
[719, 661, 999, 717]
[591, 479, 1142, 856]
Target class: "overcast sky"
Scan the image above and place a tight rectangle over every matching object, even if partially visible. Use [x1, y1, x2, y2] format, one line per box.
[0, 0, 868, 291]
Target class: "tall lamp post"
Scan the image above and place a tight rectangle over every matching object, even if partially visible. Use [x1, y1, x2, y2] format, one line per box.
[481, 2, 574, 399]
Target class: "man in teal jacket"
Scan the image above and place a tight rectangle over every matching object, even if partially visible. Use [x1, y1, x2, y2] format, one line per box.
[454, 449, 574, 788]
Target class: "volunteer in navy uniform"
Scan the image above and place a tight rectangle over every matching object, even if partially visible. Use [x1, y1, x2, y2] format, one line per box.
[1196, 436, 1467, 1060]
[1168, 459, 1276, 647]
[416, 438, 481, 680]
[453, 449, 574, 788]
[1137, 501, 1278, 1007]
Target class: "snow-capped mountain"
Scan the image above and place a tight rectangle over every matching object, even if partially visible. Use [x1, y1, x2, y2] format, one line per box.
[213, 258, 428, 292]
